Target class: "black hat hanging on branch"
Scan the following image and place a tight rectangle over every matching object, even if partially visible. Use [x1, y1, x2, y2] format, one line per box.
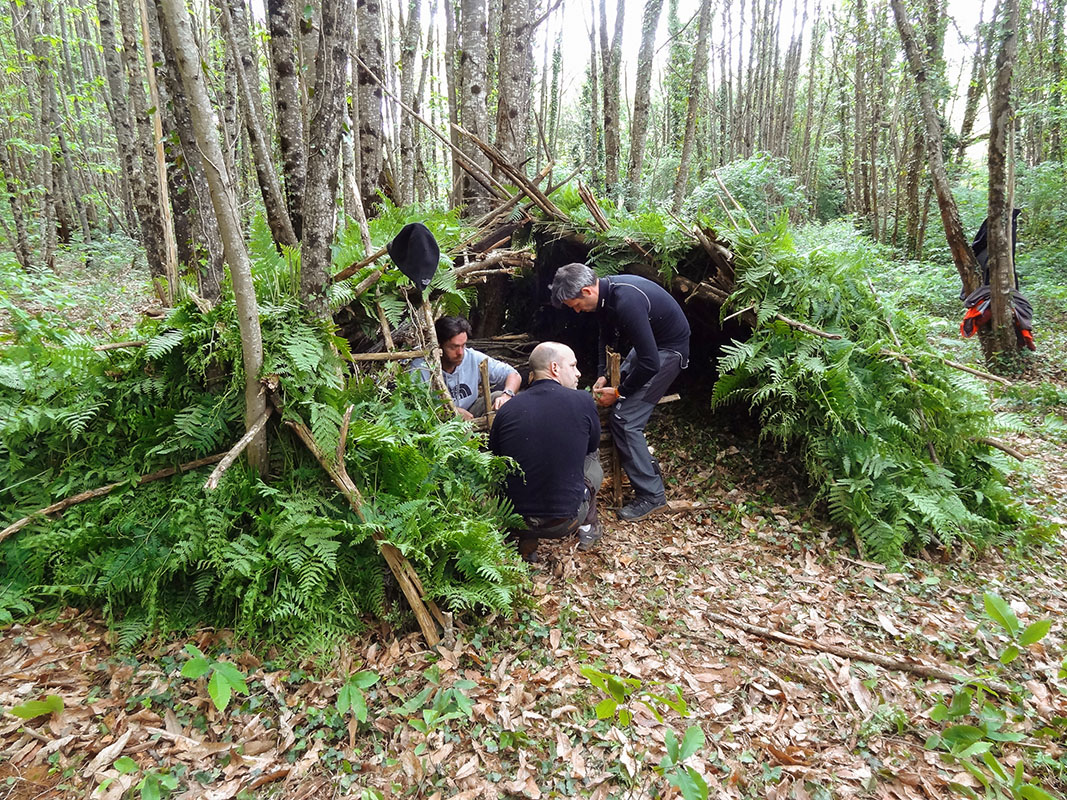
[387, 222, 440, 294]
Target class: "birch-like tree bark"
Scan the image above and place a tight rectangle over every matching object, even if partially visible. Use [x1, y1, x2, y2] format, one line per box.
[397, 0, 421, 205]
[987, 0, 1021, 358]
[670, 0, 711, 212]
[158, 0, 268, 474]
[24, 0, 56, 268]
[300, 0, 354, 320]
[0, 144, 31, 269]
[152, 0, 225, 300]
[891, 0, 981, 294]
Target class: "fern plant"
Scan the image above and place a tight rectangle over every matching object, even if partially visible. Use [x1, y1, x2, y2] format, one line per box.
[0, 219, 526, 655]
[711, 218, 1035, 563]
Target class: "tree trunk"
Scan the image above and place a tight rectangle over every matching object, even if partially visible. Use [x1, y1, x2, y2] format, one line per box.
[625, 0, 664, 208]
[955, 6, 991, 164]
[890, 0, 981, 295]
[987, 0, 1021, 360]
[152, 0, 225, 300]
[158, 0, 268, 474]
[356, 0, 385, 214]
[397, 0, 420, 205]
[300, 0, 354, 320]
[494, 0, 535, 170]
[599, 0, 625, 199]
[1050, 0, 1065, 161]
[458, 0, 492, 216]
[0, 145, 32, 270]
[223, 0, 298, 249]
[267, 0, 307, 238]
[24, 0, 56, 269]
[670, 0, 711, 213]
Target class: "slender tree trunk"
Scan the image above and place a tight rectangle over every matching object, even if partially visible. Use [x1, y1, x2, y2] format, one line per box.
[267, 0, 306, 238]
[158, 0, 268, 474]
[987, 0, 1021, 360]
[891, 0, 981, 294]
[397, 0, 420, 205]
[1050, 0, 1064, 161]
[599, 0, 625, 199]
[955, 6, 991, 163]
[222, 0, 298, 248]
[301, 0, 353, 320]
[494, 0, 535, 170]
[0, 145, 31, 269]
[356, 0, 385, 214]
[626, 0, 663, 208]
[671, 0, 711, 212]
[152, 0, 225, 300]
[458, 0, 492, 216]
[24, 0, 56, 268]
[587, 0, 602, 184]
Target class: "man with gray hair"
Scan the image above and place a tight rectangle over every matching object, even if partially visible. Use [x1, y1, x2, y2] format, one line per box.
[488, 341, 603, 561]
[550, 263, 689, 522]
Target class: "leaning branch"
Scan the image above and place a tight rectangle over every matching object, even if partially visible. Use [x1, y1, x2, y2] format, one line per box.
[204, 408, 273, 490]
[1, 454, 226, 543]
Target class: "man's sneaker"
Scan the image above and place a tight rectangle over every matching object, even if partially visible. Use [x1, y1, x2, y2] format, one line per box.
[618, 497, 667, 522]
[577, 523, 602, 551]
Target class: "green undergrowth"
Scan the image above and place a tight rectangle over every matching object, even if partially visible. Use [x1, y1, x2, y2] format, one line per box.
[0, 211, 525, 654]
[709, 218, 1040, 564]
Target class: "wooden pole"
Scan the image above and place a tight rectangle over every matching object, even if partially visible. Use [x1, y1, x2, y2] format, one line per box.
[280, 406, 442, 647]
[608, 350, 622, 508]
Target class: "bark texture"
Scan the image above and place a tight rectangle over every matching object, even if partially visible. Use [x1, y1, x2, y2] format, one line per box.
[158, 0, 268, 473]
[300, 0, 354, 320]
[267, 0, 307, 238]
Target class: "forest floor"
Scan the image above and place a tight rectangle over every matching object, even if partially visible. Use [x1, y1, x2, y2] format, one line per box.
[1, 247, 1067, 799]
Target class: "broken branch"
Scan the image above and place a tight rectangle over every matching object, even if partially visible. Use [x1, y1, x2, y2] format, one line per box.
[204, 408, 273, 490]
[2, 454, 226, 543]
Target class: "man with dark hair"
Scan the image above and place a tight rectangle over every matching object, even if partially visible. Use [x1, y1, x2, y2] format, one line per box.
[550, 263, 690, 522]
[489, 342, 602, 561]
[412, 315, 521, 420]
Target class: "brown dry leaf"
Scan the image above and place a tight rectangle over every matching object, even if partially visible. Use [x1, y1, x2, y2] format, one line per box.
[82, 728, 132, 778]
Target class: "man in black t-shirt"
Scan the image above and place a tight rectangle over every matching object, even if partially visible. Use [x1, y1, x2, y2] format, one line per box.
[488, 342, 603, 561]
[551, 263, 690, 522]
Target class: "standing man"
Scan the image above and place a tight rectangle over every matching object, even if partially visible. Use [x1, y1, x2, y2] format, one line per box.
[412, 316, 521, 420]
[550, 263, 690, 522]
[489, 342, 603, 561]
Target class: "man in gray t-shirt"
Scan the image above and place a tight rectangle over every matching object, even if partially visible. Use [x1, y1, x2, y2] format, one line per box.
[412, 316, 521, 420]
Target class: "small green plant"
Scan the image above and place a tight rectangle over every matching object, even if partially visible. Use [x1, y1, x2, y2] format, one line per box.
[109, 756, 181, 800]
[924, 592, 1060, 800]
[179, 644, 249, 713]
[581, 665, 708, 799]
[394, 679, 475, 736]
[336, 669, 380, 724]
[5, 693, 63, 719]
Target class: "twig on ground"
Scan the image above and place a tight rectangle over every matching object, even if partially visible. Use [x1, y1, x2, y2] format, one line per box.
[204, 408, 273, 490]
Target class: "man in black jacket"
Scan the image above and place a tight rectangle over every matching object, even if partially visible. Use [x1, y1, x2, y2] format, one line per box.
[488, 342, 602, 561]
[550, 263, 690, 522]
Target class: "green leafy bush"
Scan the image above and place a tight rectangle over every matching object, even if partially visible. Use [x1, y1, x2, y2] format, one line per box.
[712, 219, 1035, 563]
[0, 220, 526, 653]
[683, 152, 806, 229]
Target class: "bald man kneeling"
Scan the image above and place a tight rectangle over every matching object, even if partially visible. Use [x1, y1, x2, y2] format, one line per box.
[488, 342, 604, 562]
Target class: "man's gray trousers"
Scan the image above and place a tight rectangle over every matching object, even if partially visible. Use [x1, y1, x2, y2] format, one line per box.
[609, 348, 684, 502]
